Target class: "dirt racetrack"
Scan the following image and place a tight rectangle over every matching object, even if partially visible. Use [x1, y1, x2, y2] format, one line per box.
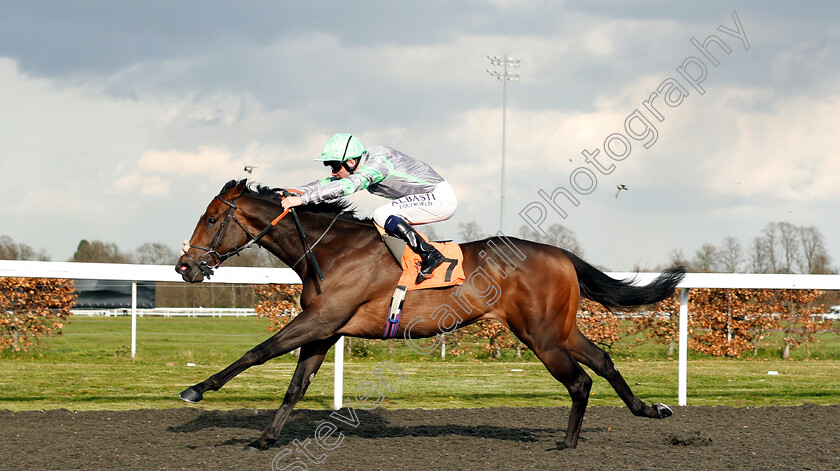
[1, 404, 838, 470]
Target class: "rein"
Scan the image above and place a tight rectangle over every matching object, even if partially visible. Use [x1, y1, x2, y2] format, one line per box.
[182, 189, 327, 280]
[290, 211, 341, 270]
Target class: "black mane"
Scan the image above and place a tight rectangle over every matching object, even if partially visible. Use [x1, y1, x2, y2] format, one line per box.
[222, 179, 367, 223]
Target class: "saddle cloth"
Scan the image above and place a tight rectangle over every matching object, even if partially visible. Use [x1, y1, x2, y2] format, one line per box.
[397, 240, 465, 291]
[383, 239, 465, 339]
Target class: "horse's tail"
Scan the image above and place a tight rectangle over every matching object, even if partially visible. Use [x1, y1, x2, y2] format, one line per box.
[562, 249, 686, 309]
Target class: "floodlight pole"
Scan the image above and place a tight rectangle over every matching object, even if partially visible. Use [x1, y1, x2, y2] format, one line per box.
[487, 54, 520, 234]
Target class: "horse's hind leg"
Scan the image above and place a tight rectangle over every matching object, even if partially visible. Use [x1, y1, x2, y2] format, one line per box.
[568, 327, 672, 419]
[529, 344, 593, 449]
[245, 336, 339, 451]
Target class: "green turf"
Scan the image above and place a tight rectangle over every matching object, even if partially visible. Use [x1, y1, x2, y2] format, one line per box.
[0, 316, 838, 411]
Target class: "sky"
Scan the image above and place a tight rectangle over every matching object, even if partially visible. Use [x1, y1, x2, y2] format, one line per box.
[1, 1, 839, 271]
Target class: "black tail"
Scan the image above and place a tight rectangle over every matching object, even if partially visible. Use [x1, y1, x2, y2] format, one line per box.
[562, 250, 686, 309]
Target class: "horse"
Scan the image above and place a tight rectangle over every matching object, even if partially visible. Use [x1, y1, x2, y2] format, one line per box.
[175, 179, 685, 451]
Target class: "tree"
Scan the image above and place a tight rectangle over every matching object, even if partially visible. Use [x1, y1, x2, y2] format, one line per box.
[777, 222, 800, 273]
[748, 236, 769, 273]
[253, 284, 302, 332]
[749, 222, 834, 274]
[632, 293, 682, 357]
[717, 237, 743, 273]
[71, 240, 132, 263]
[518, 223, 584, 255]
[457, 221, 485, 242]
[774, 289, 828, 359]
[472, 319, 520, 359]
[135, 242, 177, 265]
[0, 235, 50, 261]
[418, 224, 441, 242]
[798, 226, 833, 274]
[667, 248, 690, 269]
[692, 244, 718, 273]
[0, 277, 77, 352]
[577, 298, 624, 352]
[688, 289, 778, 357]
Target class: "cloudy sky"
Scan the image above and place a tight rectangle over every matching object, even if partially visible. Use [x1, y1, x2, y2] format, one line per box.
[1, 1, 838, 271]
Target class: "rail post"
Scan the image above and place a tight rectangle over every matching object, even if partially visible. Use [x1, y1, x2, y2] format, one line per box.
[678, 287, 689, 406]
[131, 282, 137, 358]
[333, 336, 344, 410]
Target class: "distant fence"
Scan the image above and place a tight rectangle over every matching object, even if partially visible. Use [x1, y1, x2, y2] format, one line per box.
[2, 260, 839, 408]
[72, 307, 259, 317]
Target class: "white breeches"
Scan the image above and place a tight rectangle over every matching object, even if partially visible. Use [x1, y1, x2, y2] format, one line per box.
[372, 181, 457, 227]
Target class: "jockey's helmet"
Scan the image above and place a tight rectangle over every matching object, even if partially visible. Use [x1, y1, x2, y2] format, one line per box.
[316, 133, 365, 162]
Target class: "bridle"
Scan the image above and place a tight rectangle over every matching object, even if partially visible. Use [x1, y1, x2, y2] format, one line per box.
[180, 189, 326, 280]
[180, 194, 258, 278]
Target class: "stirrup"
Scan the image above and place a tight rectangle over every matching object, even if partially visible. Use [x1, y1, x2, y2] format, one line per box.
[415, 253, 444, 283]
[415, 262, 432, 284]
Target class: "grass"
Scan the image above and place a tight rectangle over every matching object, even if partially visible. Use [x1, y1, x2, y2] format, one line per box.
[0, 316, 838, 411]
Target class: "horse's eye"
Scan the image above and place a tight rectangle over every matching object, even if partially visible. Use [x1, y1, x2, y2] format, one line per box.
[207, 217, 217, 225]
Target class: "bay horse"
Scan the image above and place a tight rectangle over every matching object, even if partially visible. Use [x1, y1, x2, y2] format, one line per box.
[175, 179, 685, 451]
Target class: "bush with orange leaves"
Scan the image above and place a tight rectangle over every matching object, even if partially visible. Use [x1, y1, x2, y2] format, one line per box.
[686, 289, 780, 357]
[0, 277, 77, 352]
[634, 288, 829, 359]
[471, 319, 520, 358]
[773, 289, 828, 359]
[253, 284, 302, 332]
[631, 293, 682, 357]
[577, 298, 626, 352]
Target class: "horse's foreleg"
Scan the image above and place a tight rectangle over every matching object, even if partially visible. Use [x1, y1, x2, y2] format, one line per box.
[179, 314, 340, 403]
[245, 336, 338, 451]
[568, 327, 672, 419]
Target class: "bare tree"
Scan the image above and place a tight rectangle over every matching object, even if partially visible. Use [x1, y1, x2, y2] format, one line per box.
[667, 248, 690, 268]
[518, 224, 584, 255]
[748, 236, 768, 273]
[457, 221, 486, 242]
[798, 225, 833, 274]
[135, 242, 177, 265]
[761, 223, 781, 273]
[717, 237, 743, 273]
[699, 221, 833, 275]
[0, 235, 50, 261]
[692, 244, 718, 273]
[419, 224, 441, 242]
[777, 222, 800, 273]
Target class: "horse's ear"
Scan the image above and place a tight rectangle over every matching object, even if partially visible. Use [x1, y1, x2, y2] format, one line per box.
[220, 180, 237, 194]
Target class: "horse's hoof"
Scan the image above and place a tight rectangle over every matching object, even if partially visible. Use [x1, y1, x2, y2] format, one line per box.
[179, 386, 203, 403]
[654, 403, 673, 419]
[243, 445, 261, 452]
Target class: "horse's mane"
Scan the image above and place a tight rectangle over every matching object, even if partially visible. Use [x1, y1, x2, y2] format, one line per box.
[221, 179, 369, 223]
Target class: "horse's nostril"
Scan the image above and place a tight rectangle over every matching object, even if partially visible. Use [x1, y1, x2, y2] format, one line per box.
[177, 264, 189, 273]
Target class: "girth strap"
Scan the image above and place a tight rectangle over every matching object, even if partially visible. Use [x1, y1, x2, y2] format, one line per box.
[383, 285, 407, 339]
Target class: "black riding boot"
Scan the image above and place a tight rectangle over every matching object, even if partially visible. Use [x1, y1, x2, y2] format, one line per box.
[389, 220, 445, 283]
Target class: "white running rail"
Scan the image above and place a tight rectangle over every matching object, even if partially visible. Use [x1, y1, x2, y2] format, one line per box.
[2, 260, 838, 408]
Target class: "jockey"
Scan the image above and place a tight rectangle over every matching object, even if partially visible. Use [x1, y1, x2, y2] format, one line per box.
[281, 133, 457, 282]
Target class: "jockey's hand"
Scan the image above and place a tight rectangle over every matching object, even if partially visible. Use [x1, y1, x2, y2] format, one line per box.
[282, 195, 303, 211]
